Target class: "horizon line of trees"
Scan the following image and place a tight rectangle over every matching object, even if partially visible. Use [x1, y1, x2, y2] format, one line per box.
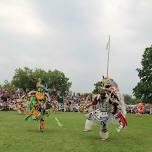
[0, 67, 72, 97]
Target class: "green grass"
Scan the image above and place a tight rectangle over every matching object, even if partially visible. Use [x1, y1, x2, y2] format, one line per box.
[0, 112, 152, 152]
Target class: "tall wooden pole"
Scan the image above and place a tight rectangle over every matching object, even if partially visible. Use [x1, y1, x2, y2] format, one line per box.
[106, 35, 110, 78]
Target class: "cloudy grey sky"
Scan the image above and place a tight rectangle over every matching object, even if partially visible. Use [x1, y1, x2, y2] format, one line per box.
[0, 0, 152, 95]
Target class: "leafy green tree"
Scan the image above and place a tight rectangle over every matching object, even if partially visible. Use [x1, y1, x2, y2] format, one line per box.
[133, 46, 152, 103]
[123, 94, 132, 104]
[93, 81, 102, 94]
[2, 80, 16, 91]
[11, 67, 72, 96]
[12, 67, 35, 91]
[47, 70, 72, 97]
[32, 68, 47, 83]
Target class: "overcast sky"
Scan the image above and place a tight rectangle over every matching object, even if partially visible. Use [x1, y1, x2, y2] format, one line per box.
[0, 0, 152, 95]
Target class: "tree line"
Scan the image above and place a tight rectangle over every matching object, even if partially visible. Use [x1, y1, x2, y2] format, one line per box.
[0, 67, 72, 97]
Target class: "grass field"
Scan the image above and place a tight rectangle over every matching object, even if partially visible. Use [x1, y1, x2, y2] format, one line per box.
[0, 111, 152, 152]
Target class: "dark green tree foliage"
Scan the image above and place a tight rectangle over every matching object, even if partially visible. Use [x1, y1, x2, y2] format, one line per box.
[12, 67, 71, 96]
[123, 94, 132, 104]
[32, 69, 48, 82]
[47, 70, 72, 97]
[12, 67, 34, 91]
[123, 94, 141, 104]
[1, 80, 16, 91]
[133, 46, 152, 103]
[93, 81, 102, 94]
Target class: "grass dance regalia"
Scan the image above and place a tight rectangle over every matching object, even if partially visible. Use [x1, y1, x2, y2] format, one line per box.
[25, 79, 51, 132]
[81, 76, 127, 140]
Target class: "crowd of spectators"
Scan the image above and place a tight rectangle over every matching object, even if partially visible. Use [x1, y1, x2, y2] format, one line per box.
[0, 88, 25, 111]
[0, 88, 91, 112]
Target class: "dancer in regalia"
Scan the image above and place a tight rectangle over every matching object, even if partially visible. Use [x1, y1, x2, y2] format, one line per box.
[81, 76, 127, 140]
[25, 79, 51, 132]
